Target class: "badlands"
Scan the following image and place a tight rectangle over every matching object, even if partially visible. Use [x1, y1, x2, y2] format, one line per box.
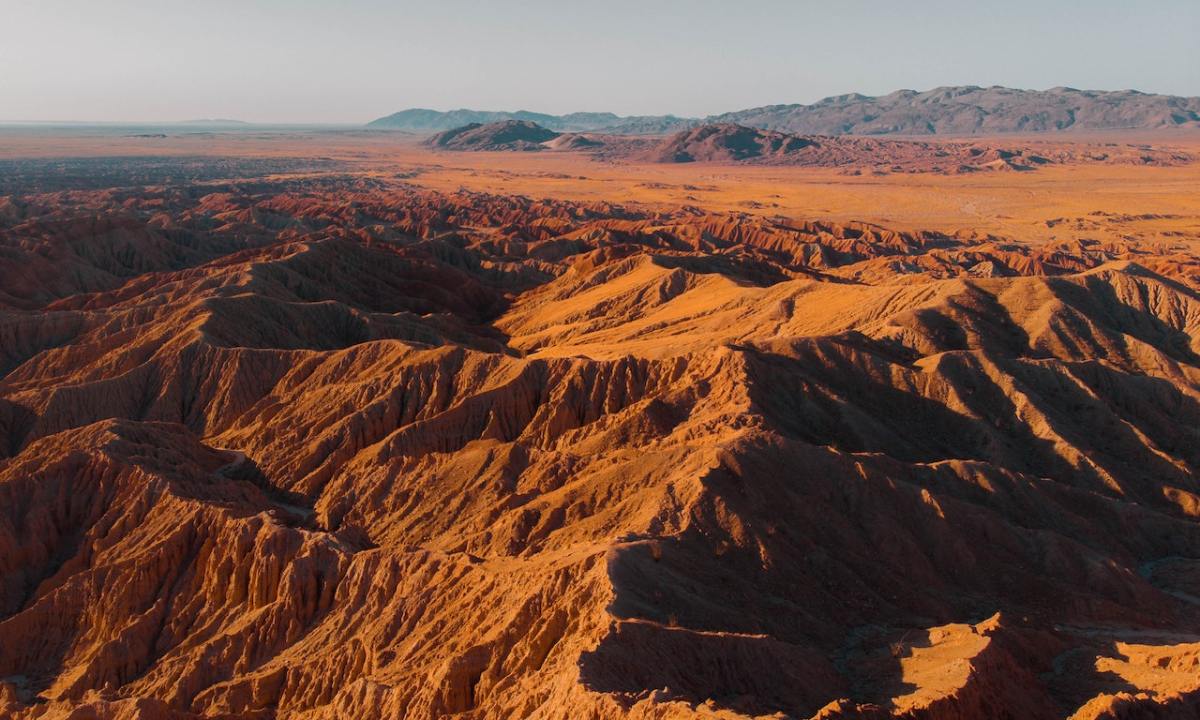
[0, 125, 1199, 719]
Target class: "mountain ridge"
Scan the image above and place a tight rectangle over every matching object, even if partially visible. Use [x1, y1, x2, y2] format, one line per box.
[369, 85, 1200, 135]
[369, 108, 689, 134]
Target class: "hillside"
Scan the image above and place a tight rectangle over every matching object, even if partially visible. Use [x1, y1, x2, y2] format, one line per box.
[426, 120, 561, 151]
[643, 123, 815, 162]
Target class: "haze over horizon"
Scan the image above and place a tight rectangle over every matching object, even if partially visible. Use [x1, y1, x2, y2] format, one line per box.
[2, 0, 1198, 124]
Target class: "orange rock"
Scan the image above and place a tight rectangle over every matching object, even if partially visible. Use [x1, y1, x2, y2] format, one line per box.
[1, 167, 1199, 719]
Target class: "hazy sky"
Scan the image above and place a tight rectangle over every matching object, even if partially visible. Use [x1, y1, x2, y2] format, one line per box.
[2, 0, 1197, 123]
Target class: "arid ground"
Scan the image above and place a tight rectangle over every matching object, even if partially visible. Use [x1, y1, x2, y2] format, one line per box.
[2, 128, 1200, 719]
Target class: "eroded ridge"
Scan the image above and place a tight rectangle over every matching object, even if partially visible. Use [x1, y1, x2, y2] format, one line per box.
[2, 177, 1200, 719]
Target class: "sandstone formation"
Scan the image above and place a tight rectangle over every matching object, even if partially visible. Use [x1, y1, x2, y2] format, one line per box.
[1, 166, 1200, 719]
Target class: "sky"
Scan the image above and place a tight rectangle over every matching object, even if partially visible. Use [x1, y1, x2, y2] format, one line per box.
[2, 0, 1198, 124]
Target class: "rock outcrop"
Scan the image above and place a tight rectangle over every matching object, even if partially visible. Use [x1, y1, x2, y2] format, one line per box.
[426, 121, 561, 151]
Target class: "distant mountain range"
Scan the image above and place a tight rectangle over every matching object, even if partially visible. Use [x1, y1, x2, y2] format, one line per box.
[369, 86, 1200, 135]
[177, 118, 251, 126]
[368, 108, 688, 134]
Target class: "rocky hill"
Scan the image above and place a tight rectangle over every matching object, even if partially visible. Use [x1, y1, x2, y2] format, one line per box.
[643, 123, 814, 162]
[426, 120, 561, 151]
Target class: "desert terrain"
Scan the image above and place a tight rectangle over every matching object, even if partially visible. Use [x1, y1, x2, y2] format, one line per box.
[2, 125, 1200, 719]
[3, 125, 1198, 244]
